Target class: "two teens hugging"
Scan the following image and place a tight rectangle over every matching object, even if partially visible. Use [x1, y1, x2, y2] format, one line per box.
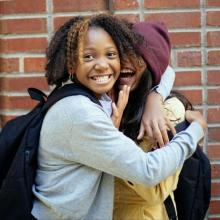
[31, 14, 206, 220]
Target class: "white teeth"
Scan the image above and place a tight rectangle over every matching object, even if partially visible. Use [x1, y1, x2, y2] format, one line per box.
[121, 69, 133, 73]
[96, 75, 108, 82]
[92, 75, 111, 83]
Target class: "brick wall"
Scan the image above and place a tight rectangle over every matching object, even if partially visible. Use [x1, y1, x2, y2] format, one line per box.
[0, 0, 219, 218]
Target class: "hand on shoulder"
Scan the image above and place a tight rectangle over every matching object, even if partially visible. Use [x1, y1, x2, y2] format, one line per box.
[185, 110, 207, 132]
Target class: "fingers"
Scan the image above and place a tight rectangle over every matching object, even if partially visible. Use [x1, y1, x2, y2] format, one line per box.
[158, 123, 169, 145]
[138, 120, 165, 146]
[138, 118, 170, 147]
[117, 85, 130, 111]
[137, 124, 145, 140]
[112, 85, 130, 129]
[145, 124, 153, 138]
[185, 110, 207, 131]
[111, 102, 120, 128]
[121, 85, 130, 104]
[112, 102, 119, 118]
[166, 119, 176, 136]
[152, 121, 165, 147]
[138, 120, 154, 140]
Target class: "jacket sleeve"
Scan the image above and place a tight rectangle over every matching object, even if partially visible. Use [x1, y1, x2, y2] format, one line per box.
[124, 169, 181, 205]
[155, 65, 175, 100]
[60, 96, 204, 187]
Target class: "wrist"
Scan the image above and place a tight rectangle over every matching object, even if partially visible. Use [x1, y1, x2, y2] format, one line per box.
[150, 90, 164, 103]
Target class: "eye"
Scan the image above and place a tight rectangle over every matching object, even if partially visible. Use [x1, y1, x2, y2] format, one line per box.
[107, 51, 118, 59]
[83, 54, 94, 62]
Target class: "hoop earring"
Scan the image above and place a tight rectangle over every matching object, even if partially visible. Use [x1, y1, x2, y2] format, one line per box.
[69, 72, 75, 82]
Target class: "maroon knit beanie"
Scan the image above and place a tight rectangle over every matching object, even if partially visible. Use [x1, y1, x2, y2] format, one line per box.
[132, 21, 171, 85]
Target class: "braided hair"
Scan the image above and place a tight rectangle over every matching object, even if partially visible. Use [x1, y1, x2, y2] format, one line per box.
[45, 14, 143, 86]
[46, 16, 84, 87]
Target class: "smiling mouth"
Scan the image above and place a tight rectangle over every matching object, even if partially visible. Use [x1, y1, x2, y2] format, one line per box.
[90, 74, 113, 83]
[120, 69, 135, 78]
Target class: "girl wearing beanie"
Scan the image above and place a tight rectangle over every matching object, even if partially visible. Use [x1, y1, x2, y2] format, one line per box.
[113, 21, 187, 220]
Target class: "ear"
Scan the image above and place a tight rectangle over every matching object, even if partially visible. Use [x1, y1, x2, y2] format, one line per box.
[138, 57, 146, 68]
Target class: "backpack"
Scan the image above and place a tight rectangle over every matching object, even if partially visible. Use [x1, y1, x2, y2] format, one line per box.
[164, 120, 211, 220]
[0, 83, 100, 220]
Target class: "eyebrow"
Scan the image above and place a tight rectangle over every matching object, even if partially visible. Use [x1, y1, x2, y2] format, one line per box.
[83, 46, 117, 51]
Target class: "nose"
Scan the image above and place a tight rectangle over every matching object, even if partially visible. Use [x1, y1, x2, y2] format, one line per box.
[94, 59, 109, 71]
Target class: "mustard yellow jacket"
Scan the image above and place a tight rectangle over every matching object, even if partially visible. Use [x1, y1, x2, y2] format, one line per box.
[113, 97, 185, 220]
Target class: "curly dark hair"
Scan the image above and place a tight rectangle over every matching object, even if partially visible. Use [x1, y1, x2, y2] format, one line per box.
[45, 16, 84, 87]
[45, 14, 143, 86]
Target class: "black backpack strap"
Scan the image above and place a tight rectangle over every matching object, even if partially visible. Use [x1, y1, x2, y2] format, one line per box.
[42, 83, 101, 112]
[164, 195, 177, 220]
[164, 120, 190, 220]
[28, 88, 47, 103]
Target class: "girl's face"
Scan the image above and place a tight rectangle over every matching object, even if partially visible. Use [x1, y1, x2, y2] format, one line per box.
[74, 27, 120, 98]
[118, 56, 146, 91]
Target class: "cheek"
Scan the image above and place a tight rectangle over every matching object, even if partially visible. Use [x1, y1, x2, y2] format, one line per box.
[131, 71, 144, 90]
[136, 67, 145, 80]
[114, 60, 121, 73]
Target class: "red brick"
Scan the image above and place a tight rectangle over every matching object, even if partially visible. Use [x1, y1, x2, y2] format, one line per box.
[209, 200, 220, 214]
[212, 183, 220, 196]
[207, 31, 220, 47]
[208, 89, 220, 104]
[53, 0, 108, 12]
[112, 0, 139, 9]
[0, 38, 47, 53]
[24, 57, 46, 72]
[207, 11, 220, 26]
[177, 51, 201, 67]
[0, 18, 47, 34]
[144, 12, 200, 29]
[211, 163, 220, 178]
[170, 32, 201, 48]
[175, 89, 202, 105]
[208, 108, 220, 123]
[174, 71, 201, 86]
[53, 16, 90, 32]
[208, 70, 220, 85]
[208, 51, 220, 65]
[0, 0, 46, 14]
[114, 14, 140, 23]
[208, 127, 220, 142]
[0, 58, 19, 73]
[54, 14, 139, 30]
[0, 95, 38, 109]
[54, 16, 75, 31]
[209, 144, 220, 160]
[207, 0, 220, 7]
[0, 115, 16, 127]
[0, 77, 48, 92]
[144, 0, 199, 8]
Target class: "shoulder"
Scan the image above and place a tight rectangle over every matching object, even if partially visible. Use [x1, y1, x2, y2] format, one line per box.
[50, 95, 104, 116]
[43, 95, 110, 129]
